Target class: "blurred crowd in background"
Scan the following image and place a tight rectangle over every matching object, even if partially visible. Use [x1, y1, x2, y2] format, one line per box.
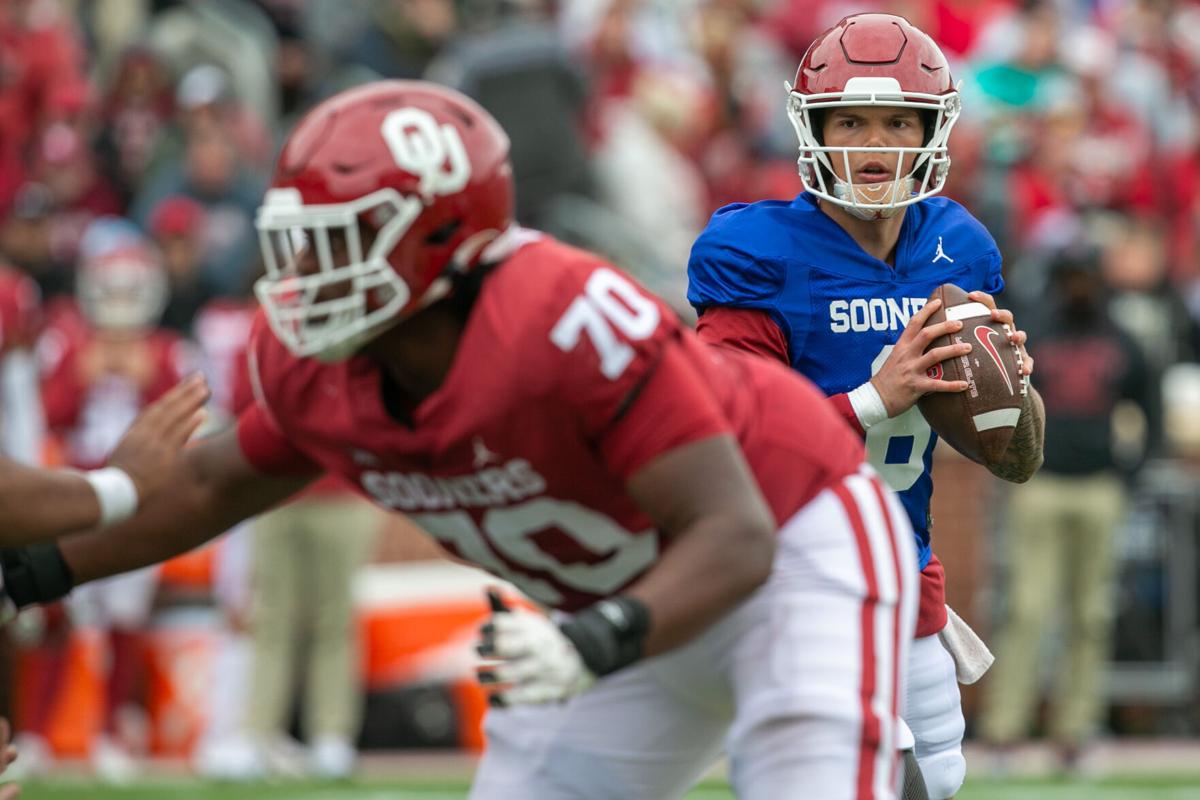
[2, 0, 1200, 784]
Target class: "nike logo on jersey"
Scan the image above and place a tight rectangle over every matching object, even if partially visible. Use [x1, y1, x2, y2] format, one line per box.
[932, 236, 954, 264]
[362, 459, 547, 512]
[829, 297, 928, 333]
[472, 436, 499, 468]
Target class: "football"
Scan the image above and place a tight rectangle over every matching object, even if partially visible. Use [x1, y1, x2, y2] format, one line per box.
[917, 283, 1026, 464]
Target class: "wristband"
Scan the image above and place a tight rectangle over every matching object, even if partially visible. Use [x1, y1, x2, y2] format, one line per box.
[1, 543, 74, 608]
[558, 595, 651, 677]
[83, 467, 139, 527]
[848, 381, 889, 430]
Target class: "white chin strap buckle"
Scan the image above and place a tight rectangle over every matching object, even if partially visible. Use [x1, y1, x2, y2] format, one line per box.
[832, 176, 914, 220]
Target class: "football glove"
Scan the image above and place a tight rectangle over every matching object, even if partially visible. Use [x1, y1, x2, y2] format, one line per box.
[476, 589, 650, 707]
[477, 591, 595, 706]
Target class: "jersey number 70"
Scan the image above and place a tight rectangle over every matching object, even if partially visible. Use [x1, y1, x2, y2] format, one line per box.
[550, 268, 661, 379]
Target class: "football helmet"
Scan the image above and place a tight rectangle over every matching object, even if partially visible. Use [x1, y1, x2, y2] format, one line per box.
[786, 13, 961, 219]
[76, 243, 168, 332]
[254, 80, 515, 362]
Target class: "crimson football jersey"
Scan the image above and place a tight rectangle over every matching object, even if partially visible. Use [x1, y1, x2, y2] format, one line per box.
[40, 305, 195, 469]
[238, 235, 864, 611]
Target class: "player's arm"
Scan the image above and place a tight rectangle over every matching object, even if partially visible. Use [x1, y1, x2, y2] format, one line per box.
[695, 306, 790, 364]
[479, 433, 776, 706]
[706, 298, 972, 438]
[695, 306, 878, 437]
[0, 461, 126, 545]
[59, 427, 311, 585]
[621, 433, 776, 654]
[0, 374, 211, 546]
[840, 297, 971, 432]
[1, 422, 314, 609]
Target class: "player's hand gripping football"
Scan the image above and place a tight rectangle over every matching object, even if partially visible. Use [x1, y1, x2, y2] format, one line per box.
[967, 291, 1034, 379]
[106, 373, 209, 506]
[476, 589, 595, 707]
[869, 297, 973, 418]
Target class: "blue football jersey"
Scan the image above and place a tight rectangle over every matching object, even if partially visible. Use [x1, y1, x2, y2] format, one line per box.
[687, 191, 1004, 569]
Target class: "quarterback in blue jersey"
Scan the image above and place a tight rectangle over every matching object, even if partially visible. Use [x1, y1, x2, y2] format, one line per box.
[688, 13, 1045, 800]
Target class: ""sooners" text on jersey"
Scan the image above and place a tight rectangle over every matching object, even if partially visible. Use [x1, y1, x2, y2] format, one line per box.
[362, 459, 546, 511]
[828, 297, 928, 333]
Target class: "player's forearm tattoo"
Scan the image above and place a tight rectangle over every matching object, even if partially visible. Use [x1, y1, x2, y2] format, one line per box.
[987, 387, 1045, 484]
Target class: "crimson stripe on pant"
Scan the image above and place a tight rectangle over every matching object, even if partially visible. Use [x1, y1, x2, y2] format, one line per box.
[834, 482, 882, 800]
[868, 476, 907, 792]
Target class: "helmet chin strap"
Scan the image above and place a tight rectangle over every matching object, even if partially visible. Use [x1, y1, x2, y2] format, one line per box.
[831, 175, 914, 220]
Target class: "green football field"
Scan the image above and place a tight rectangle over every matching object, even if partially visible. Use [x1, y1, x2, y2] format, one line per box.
[13, 776, 1200, 799]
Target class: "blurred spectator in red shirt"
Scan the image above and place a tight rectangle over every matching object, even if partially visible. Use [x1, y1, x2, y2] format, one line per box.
[36, 124, 123, 220]
[1060, 26, 1156, 215]
[0, 116, 128, 299]
[561, 0, 640, 114]
[594, 67, 714, 282]
[0, 0, 90, 211]
[95, 46, 175, 208]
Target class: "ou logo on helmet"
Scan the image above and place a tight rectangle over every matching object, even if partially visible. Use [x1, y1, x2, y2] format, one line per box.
[380, 108, 472, 200]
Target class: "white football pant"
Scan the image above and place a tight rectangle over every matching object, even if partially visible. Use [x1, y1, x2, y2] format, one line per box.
[896, 633, 966, 799]
[470, 467, 918, 800]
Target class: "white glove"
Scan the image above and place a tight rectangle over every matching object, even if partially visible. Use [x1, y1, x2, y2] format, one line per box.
[477, 592, 595, 706]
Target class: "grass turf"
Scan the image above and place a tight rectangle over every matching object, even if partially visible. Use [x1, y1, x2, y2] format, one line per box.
[12, 776, 1200, 799]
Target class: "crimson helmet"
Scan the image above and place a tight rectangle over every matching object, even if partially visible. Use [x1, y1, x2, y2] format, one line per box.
[255, 80, 514, 361]
[786, 13, 961, 219]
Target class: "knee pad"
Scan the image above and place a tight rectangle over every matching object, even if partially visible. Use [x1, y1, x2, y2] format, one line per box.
[916, 749, 965, 800]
